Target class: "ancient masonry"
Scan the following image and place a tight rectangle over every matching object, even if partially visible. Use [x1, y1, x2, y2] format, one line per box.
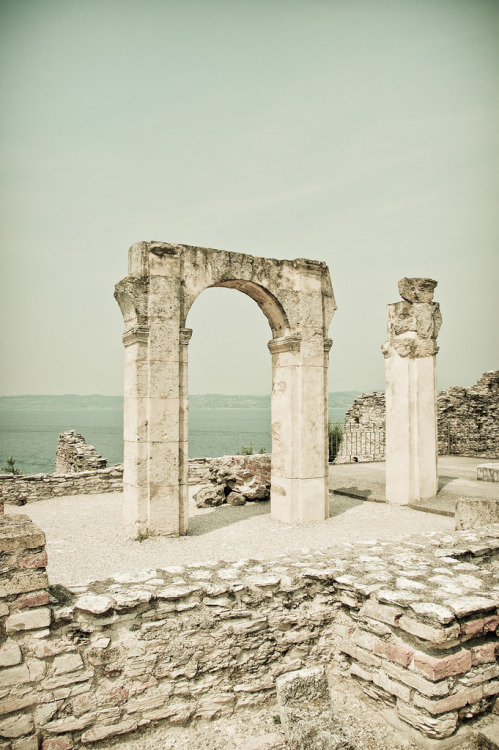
[115, 241, 335, 537]
[0, 452, 269, 507]
[2, 513, 499, 747]
[382, 278, 442, 506]
[337, 371, 499, 464]
[54, 432, 107, 474]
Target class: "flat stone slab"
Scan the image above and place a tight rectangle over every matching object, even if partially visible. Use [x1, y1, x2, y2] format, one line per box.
[478, 464, 499, 483]
[276, 667, 355, 749]
[455, 497, 499, 530]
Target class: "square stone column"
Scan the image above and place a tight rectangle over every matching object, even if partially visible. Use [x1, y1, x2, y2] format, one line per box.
[268, 334, 331, 523]
[382, 278, 442, 505]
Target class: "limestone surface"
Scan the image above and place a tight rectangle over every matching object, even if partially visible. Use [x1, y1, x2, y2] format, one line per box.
[115, 241, 336, 536]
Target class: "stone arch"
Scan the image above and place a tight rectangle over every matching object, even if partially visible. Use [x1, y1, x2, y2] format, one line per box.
[115, 242, 336, 537]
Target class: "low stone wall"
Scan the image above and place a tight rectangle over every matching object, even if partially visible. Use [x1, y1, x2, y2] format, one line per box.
[0, 466, 124, 506]
[2, 514, 499, 747]
[0, 456, 251, 505]
[54, 432, 107, 474]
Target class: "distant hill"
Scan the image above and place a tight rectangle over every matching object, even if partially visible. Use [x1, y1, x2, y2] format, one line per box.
[0, 395, 123, 410]
[0, 392, 364, 410]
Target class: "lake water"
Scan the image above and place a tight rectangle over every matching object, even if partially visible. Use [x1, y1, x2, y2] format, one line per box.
[0, 405, 347, 475]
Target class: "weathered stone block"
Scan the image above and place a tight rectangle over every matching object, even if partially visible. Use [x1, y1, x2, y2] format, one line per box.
[477, 464, 499, 482]
[276, 666, 354, 749]
[0, 712, 34, 739]
[455, 498, 499, 530]
[5, 607, 51, 634]
[0, 515, 45, 553]
[0, 642, 22, 668]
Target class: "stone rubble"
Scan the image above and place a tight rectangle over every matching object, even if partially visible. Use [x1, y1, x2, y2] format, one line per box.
[194, 455, 271, 508]
[54, 432, 107, 474]
[2, 513, 499, 747]
[276, 666, 354, 749]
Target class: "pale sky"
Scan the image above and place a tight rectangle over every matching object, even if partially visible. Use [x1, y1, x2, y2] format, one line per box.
[1, 0, 498, 396]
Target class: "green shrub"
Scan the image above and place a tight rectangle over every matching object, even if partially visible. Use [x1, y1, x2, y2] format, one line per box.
[328, 422, 343, 462]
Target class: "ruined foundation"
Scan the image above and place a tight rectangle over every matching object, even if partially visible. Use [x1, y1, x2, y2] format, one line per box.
[2, 514, 499, 748]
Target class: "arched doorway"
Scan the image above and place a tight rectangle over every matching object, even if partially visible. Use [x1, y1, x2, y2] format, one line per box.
[115, 241, 336, 537]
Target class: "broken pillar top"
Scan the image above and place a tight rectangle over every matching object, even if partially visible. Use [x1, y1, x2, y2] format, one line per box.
[398, 277, 437, 303]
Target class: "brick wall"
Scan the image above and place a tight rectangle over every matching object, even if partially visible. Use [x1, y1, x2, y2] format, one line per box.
[1, 514, 499, 747]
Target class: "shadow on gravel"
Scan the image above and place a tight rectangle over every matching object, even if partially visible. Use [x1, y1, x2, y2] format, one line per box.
[328, 496, 364, 518]
[187, 501, 270, 536]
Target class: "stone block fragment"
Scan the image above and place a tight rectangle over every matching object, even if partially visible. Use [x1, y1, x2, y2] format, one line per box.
[0, 664, 30, 688]
[413, 649, 472, 681]
[396, 699, 457, 739]
[226, 491, 246, 506]
[0, 642, 22, 667]
[74, 595, 114, 615]
[477, 722, 499, 749]
[0, 712, 34, 738]
[5, 607, 51, 633]
[52, 652, 84, 675]
[193, 484, 225, 508]
[276, 666, 355, 749]
[0, 515, 45, 553]
[80, 719, 137, 744]
[477, 464, 499, 482]
[12, 736, 39, 750]
[456, 498, 499, 530]
[41, 738, 74, 750]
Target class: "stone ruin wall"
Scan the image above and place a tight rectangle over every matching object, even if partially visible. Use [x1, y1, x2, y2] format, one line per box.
[54, 432, 107, 474]
[334, 392, 386, 464]
[437, 371, 499, 457]
[2, 513, 499, 747]
[0, 452, 269, 507]
[335, 371, 499, 463]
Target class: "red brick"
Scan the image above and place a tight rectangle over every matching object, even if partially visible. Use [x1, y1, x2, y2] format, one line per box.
[18, 550, 48, 569]
[15, 590, 50, 609]
[373, 638, 414, 667]
[471, 643, 497, 666]
[42, 738, 74, 750]
[413, 649, 472, 681]
[460, 616, 499, 638]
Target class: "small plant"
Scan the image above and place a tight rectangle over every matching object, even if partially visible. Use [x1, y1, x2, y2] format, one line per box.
[1, 455, 22, 475]
[15, 496, 27, 506]
[135, 530, 149, 542]
[236, 442, 254, 456]
[328, 421, 343, 462]
[258, 446, 268, 454]
[273, 715, 281, 725]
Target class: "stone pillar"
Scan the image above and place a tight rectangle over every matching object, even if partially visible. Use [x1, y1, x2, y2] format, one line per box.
[268, 334, 331, 523]
[179, 328, 192, 534]
[382, 278, 442, 505]
[122, 323, 150, 537]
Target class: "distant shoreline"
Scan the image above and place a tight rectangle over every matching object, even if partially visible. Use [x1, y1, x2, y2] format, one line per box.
[0, 391, 366, 410]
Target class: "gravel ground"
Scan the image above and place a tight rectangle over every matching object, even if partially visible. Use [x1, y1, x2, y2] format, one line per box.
[8, 488, 454, 586]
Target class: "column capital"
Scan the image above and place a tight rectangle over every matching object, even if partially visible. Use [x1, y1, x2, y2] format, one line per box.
[268, 334, 302, 355]
[123, 326, 149, 347]
[179, 328, 193, 346]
